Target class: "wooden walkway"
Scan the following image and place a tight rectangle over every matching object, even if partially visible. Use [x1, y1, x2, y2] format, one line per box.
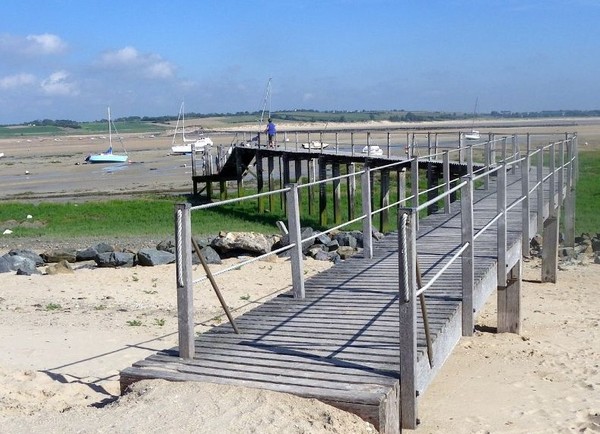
[120, 158, 559, 432]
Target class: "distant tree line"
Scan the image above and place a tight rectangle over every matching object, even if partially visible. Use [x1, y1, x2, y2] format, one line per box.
[9, 109, 600, 128]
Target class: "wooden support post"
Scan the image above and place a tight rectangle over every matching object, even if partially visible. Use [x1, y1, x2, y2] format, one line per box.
[256, 152, 264, 213]
[351, 131, 355, 155]
[286, 184, 305, 298]
[484, 141, 491, 190]
[347, 163, 356, 220]
[426, 161, 437, 215]
[268, 156, 275, 211]
[380, 169, 390, 232]
[542, 216, 559, 283]
[498, 258, 522, 334]
[461, 176, 474, 336]
[332, 163, 341, 225]
[537, 146, 545, 232]
[236, 148, 243, 197]
[564, 140, 575, 248]
[206, 182, 213, 201]
[411, 156, 419, 229]
[386, 132, 391, 157]
[522, 151, 531, 256]
[443, 151, 450, 213]
[219, 180, 227, 201]
[398, 168, 407, 206]
[497, 162, 507, 287]
[458, 132, 464, 164]
[549, 143, 556, 217]
[361, 165, 373, 259]
[398, 209, 418, 430]
[558, 140, 565, 209]
[307, 159, 314, 215]
[175, 203, 194, 359]
[319, 157, 327, 226]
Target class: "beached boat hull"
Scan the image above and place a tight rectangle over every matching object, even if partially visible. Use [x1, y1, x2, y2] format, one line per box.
[465, 131, 481, 140]
[361, 145, 384, 156]
[171, 138, 213, 154]
[301, 141, 330, 149]
[86, 153, 129, 164]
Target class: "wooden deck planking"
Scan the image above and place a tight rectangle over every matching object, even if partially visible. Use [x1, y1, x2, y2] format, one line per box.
[121, 166, 553, 433]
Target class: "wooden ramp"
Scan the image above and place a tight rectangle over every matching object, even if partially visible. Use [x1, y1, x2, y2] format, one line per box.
[121, 163, 552, 432]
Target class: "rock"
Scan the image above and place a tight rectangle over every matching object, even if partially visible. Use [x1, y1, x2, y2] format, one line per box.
[0, 256, 12, 273]
[46, 260, 74, 275]
[595, 253, 600, 265]
[7, 249, 44, 266]
[156, 239, 176, 254]
[279, 227, 315, 254]
[332, 232, 358, 249]
[137, 248, 176, 266]
[314, 233, 331, 245]
[211, 231, 276, 256]
[95, 252, 135, 268]
[194, 245, 222, 265]
[3, 254, 39, 275]
[314, 250, 331, 262]
[530, 234, 543, 250]
[307, 244, 326, 258]
[76, 247, 99, 261]
[592, 238, 600, 253]
[337, 246, 357, 260]
[42, 248, 77, 263]
[326, 239, 340, 252]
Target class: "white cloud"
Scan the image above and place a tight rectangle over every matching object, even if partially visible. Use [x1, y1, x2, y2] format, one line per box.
[95, 46, 175, 79]
[41, 71, 79, 96]
[0, 73, 36, 89]
[25, 33, 67, 55]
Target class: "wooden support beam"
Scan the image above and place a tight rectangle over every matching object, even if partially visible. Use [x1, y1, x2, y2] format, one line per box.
[268, 156, 275, 211]
[174, 203, 194, 359]
[256, 152, 264, 213]
[564, 140, 576, 248]
[219, 180, 227, 201]
[319, 157, 328, 226]
[498, 257, 522, 334]
[333, 163, 341, 225]
[347, 163, 356, 220]
[380, 169, 390, 232]
[542, 216, 559, 283]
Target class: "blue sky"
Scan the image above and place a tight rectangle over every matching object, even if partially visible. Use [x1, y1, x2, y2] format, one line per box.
[0, 0, 598, 124]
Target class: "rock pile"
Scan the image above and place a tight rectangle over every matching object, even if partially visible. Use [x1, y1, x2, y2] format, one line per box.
[0, 228, 383, 276]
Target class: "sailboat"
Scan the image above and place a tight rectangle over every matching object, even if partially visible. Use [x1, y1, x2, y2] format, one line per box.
[465, 98, 481, 141]
[170, 102, 213, 154]
[86, 107, 129, 163]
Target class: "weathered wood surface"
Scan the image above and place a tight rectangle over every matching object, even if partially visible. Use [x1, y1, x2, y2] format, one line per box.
[121, 167, 553, 433]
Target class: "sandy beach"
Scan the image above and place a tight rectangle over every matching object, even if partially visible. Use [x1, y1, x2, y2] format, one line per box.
[0, 250, 598, 433]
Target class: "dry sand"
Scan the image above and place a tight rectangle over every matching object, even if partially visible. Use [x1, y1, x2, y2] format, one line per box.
[0, 252, 598, 433]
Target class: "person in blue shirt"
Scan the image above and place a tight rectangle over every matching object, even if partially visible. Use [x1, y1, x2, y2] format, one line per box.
[265, 118, 276, 148]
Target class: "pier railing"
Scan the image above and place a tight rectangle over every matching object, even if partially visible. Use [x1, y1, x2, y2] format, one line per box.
[174, 131, 578, 429]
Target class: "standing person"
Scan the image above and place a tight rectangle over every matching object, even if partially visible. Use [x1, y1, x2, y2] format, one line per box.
[265, 118, 276, 148]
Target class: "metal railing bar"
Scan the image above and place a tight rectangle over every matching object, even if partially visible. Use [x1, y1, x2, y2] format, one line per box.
[190, 186, 291, 211]
[416, 242, 470, 296]
[416, 180, 468, 212]
[473, 212, 504, 241]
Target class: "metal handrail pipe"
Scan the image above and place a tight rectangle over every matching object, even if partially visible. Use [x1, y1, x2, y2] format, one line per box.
[416, 242, 470, 297]
[372, 197, 412, 216]
[529, 181, 542, 196]
[472, 164, 502, 182]
[506, 195, 526, 213]
[416, 180, 468, 212]
[192, 243, 294, 284]
[300, 214, 369, 244]
[473, 211, 504, 241]
[190, 186, 291, 212]
[368, 159, 408, 171]
[298, 169, 366, 189]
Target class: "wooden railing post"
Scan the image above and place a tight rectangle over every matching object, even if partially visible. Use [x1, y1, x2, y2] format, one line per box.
[461, 176, 474, 336]
[443, 151, 451, 213]
[497, 161, 507, 287]
[286, 183, 305, 298]
[549, 142, 556, 217]
[411, 156, 419, 230]
[537, 146, 545, 232]
[558, 140, 565, 209]
[361, 165, 373, 259]
[564, 139, 576, 248]
[175, 203, 194, 359]
[522, 150, 531, 256]
[398, 208, 418, 430]
[484, 140, 491, 190]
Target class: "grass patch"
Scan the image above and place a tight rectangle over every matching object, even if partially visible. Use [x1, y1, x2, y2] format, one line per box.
[575, 150, 600, 233]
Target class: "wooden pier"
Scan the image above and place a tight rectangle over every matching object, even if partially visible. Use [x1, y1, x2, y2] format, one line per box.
[121, 134, 577, 433]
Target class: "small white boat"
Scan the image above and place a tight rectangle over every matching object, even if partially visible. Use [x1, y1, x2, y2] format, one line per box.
[465, 130, 481, 140]
[85, 107, 129, 164]
[0, 152, 4, 158]
[171, 102, 213, 154]
[361, 145, 384, 156]
[301, 140, 330, 150]
[171, 136, 213, 154]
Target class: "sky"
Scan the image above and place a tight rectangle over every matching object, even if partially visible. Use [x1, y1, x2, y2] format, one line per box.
[0, 0, 599, 124]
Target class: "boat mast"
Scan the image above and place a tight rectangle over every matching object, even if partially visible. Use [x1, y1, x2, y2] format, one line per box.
[259, 78, 272, 131]
[108, 106, 112, 150]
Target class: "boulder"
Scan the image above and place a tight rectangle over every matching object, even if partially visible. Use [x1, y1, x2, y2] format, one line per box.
[326, 239, 340, 251]
[42, 248, 77, 263]
[337, 246, 357, 260]
[332, 232, 358, 249]
[279, 227, 315, 254]
[211, 231, 276, 256]
[194, 245, 222, 265]
[7, 249, 44, 266]
[3, 254, 39, 275]
[156, 239, 176, 254]
[46, 260, 74, 275]
[0, 256, 13, 273]
[137, 248, 176, 266]
[95, 252, 135, 268]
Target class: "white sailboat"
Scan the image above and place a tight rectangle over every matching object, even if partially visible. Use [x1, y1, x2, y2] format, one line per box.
[86, 107, 129, 164]
[361, 145, 384, 156]
[171, 102, 213, 154]
[465, 98, 481, 141]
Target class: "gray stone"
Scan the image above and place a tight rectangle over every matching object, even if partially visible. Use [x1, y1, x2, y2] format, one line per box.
[42, 249, 77, 263]
[95, 252, 135, 268]
[307, 244, 326, 258]
[314, 250, 331, 262]
[326, 239, 340, 251]
[211, 231, 275, 256]
[137, 248, 176, 266]
[156, 239, 176, 254]
[314, 233, 331, 245]
[332, 232, 358, 248]
[279, 227, 315, 254]
[7, 249, 44, 266]
[530, 234, 543, 250]
[46, 260, 74, 275]
[0, 256, 13, 273]
[337, 246, 357, 260]
[3, 254, 39, 275]
[194, 245, 222, 265]
[76, 247, 98, 261]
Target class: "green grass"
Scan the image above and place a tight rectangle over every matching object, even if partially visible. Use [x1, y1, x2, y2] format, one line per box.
[574, 151, 600, 234]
